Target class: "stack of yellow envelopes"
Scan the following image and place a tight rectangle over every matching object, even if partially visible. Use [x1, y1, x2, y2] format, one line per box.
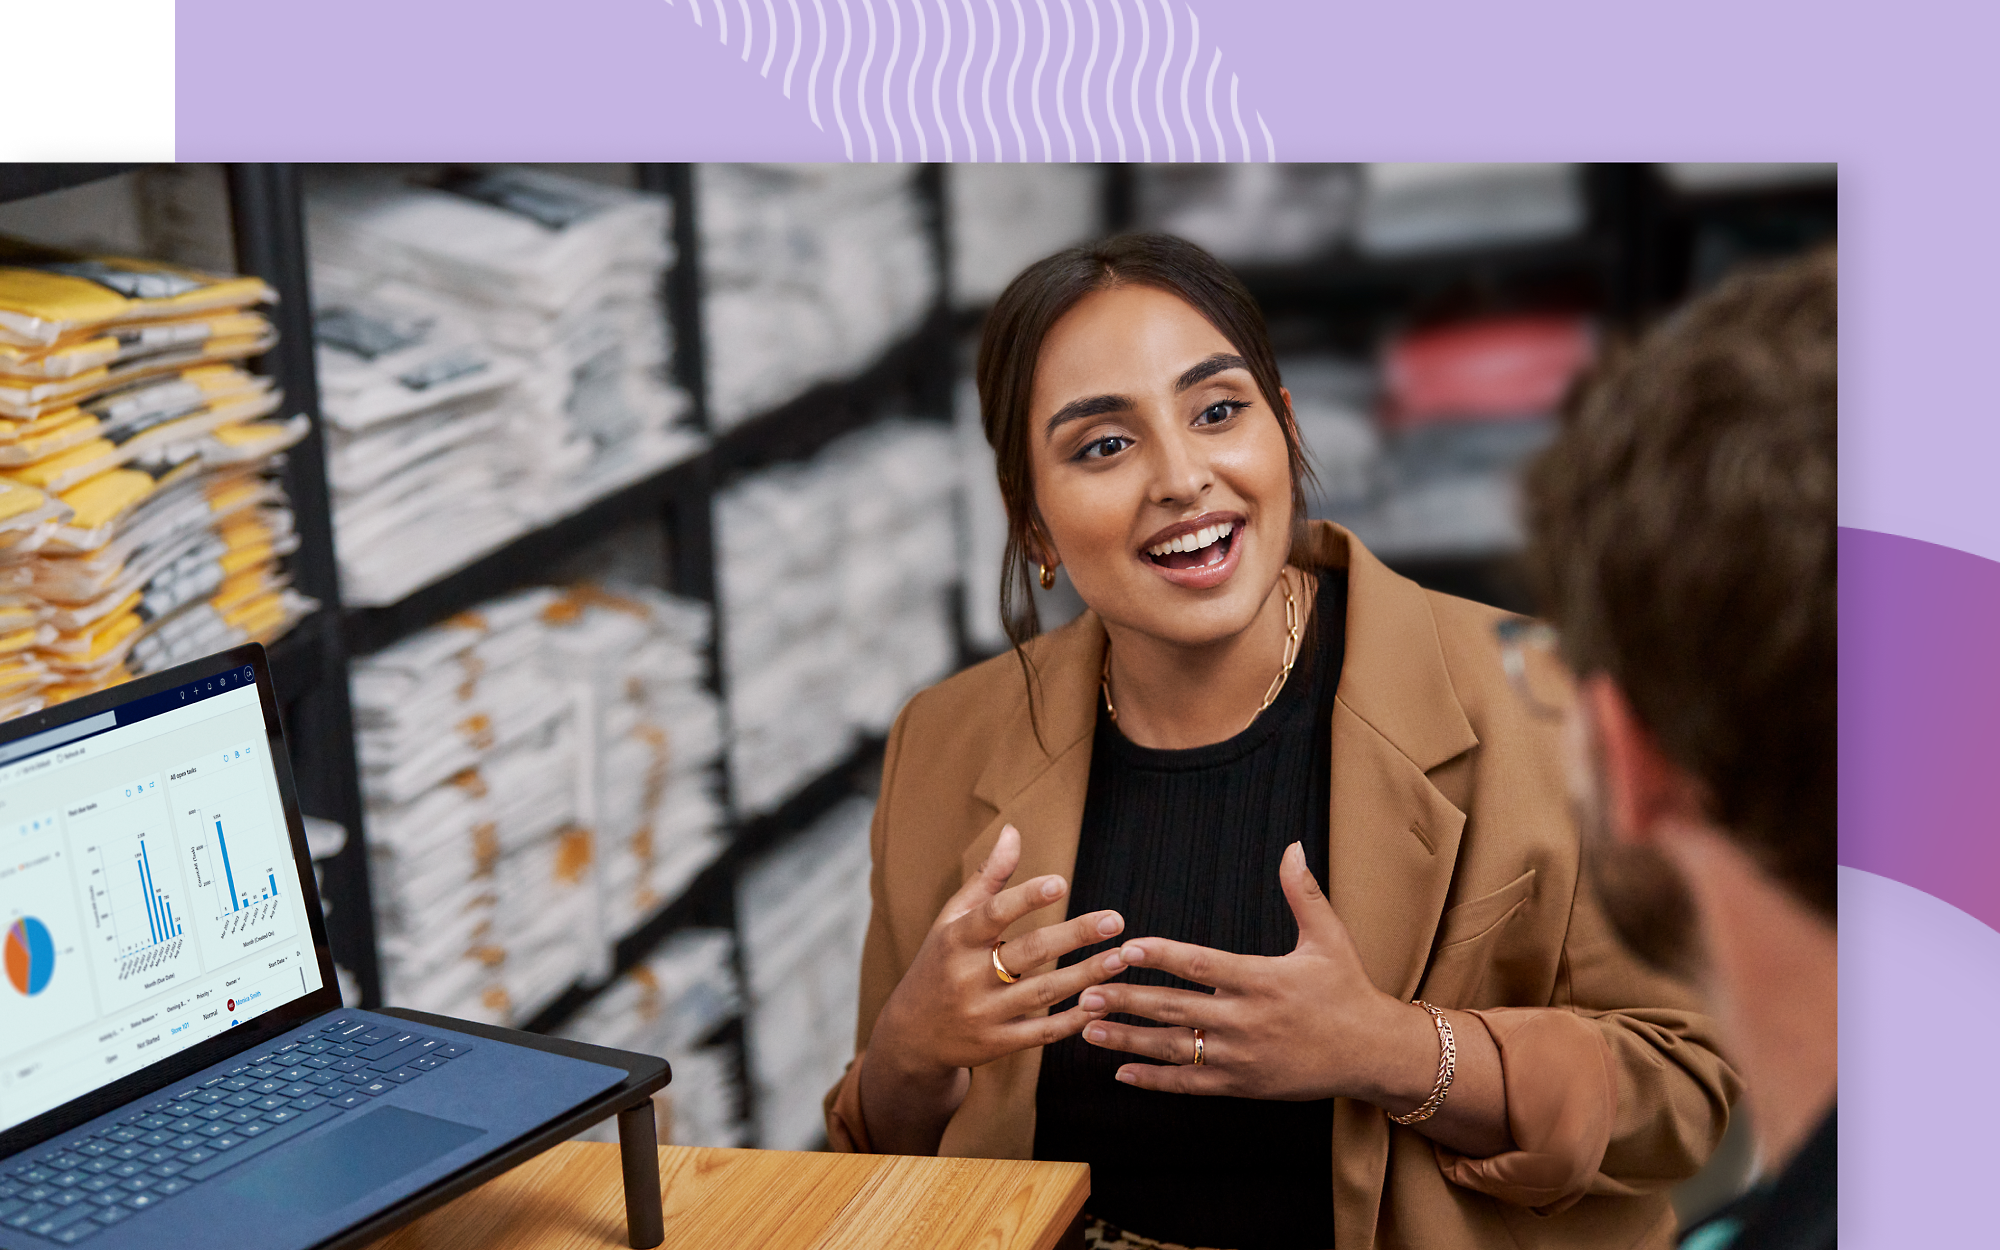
[0, 240, 319, 717]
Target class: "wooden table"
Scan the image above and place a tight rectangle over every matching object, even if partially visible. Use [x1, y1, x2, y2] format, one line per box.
[365, 1143, 1090, 1250]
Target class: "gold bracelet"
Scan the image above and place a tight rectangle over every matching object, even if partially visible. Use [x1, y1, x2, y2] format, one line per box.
[1387, 1001, 1457, 1126]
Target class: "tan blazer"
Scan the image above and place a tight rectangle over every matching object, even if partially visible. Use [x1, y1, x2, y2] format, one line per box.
[827, 522, 1736, 1250]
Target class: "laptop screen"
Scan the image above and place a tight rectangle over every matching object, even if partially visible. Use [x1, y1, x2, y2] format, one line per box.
[0, 659, 325, 1135]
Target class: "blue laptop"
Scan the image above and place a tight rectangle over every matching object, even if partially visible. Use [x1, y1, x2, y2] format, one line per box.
[0, 644, 626, 1248]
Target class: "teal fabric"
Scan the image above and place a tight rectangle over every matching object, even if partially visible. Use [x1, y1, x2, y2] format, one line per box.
[1680, 1216, 1744, 1250]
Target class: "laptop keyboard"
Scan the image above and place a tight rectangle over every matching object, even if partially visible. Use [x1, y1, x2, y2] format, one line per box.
[0, 1018, 473, 1244]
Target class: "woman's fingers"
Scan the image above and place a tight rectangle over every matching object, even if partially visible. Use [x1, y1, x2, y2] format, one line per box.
[997, 909, 1125, 974]
[1000, 947, 1128, 1012]
[1075, 981, 1219, 1028]
[939, 824, 1023, 926]
[1081, 1021, 1237, 1094]
[1278, 840, 1353, 956]
[1115, 937, 1251, 991]
[997, 1001, 1111, 1051]
[955, 870, 1070, 947]
[1113, 1062, 1230, 1095]
[1081, 1019, 1198, 1064]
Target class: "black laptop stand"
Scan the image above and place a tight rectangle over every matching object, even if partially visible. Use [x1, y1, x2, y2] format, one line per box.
[315, 1008, 671, 1250]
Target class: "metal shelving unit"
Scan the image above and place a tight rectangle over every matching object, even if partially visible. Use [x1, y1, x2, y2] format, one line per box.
[0, 164, 951, 1147]
[0, 164, 146, 204]
[1204, 163, 1834, 613]
[305, 165, 953, 1147]
[0, 160, 1829, 1146]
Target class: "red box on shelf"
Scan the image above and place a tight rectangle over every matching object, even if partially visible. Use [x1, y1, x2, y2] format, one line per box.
[1382, 314, 1595, 428]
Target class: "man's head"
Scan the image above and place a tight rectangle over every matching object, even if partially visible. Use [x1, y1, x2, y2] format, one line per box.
[1521, 248, 1836, 972]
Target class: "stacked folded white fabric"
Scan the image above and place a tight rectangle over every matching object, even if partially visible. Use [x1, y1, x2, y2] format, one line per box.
[304, 167, 699, 606]
[1340, 421, 1560, 560]
[310, 283, 527, 606]
[1659, 163, 1837, 194]
[355, 583, 724, 1026]
[543, 586, 726, 938]
[559, 928, 748, 1147]
[947, 165, 1102, 307]
[355, 587, 584, 1025]
[1355, 163, 1584, 258]
[699, 165, 937, 429]
[0, 239, 316, 714]
[1137, 164, 1362, 264]
[737, 797, 873, 1152]
[715, 420, 960, 816]
[1282, 354, 1383, 521]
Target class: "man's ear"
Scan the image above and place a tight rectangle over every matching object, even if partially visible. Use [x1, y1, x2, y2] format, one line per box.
[1582, 675, 1708, 845]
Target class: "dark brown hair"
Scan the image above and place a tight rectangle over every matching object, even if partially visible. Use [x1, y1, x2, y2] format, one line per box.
[1521, 247, 1836, 917]
[976, 233, 1311, 659]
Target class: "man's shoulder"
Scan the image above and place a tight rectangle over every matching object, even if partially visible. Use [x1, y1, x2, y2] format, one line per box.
[1682, 1108, 1835, 1250]
[1414, 583, 1521, 711]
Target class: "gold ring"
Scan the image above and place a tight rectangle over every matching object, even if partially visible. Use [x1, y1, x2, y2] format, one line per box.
[1191, 1029, 1206, 1066]
[991, 941, 1019, 984]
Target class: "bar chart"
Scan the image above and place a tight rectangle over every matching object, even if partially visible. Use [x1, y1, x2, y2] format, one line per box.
[188, 807, 285, 927]
[72, 819, 202, 1013]
[84, 829, 191, 980]
[169, 743, 298, 963]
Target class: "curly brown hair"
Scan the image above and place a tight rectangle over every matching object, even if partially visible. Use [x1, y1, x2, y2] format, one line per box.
[1521, 247, 1836, 917]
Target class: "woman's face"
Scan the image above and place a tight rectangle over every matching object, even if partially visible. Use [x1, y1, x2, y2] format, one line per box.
[1027, 283, 1294, 650]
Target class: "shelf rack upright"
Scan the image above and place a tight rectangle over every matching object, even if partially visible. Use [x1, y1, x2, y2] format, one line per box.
[0, 160, 1832, 1147]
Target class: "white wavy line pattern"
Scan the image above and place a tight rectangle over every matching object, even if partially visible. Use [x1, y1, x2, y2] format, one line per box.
[1079, 0, 1100, 160]
[1005, 0, 1027, 161]
[1177, 3, 1198, 161]
[807, 0, 828, 126]
[980, 0, 1002, 159]
[832, 0, 855, 157]
[1229, 71, 1247, 162]
[1152, 0, 1174, 162]
[662, 0, 1273, 161]
[1031, 0, 1053, 162]
[1203, 47, 1222, 163]
[955, 0, 977, 159]
[1055, 0, 1077, 160]
[904, 0, 924, 157]
[930, 0, 951, 160]
[858, 0, 880, 160]
[783, 0, 804, 95]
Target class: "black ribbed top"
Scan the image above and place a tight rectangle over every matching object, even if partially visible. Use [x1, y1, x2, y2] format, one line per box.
[1033, 570, 1347, 1250]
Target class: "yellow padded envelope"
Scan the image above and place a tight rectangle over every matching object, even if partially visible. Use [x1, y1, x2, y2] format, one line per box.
[0, 239, 274, 349]
[0, 310, 272, 381]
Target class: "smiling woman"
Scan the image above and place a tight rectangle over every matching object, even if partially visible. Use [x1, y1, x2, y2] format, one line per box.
[821, 235, 1737, 1250]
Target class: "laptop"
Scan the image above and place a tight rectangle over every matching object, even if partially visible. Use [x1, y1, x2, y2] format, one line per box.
[0, 643, 627, 1248]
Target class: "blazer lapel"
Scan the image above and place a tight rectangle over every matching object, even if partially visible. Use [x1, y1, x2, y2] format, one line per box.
[942, 614, 1105, 1160]
[1301, 523, 1481, 1245]
[940, 525, 1482, 1182]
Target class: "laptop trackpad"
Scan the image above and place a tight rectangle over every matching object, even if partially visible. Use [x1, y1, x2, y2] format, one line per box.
[222, 1106, 486, 1213]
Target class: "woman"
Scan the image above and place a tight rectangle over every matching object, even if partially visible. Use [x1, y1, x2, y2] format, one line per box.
[823, 235, 1735, 1250]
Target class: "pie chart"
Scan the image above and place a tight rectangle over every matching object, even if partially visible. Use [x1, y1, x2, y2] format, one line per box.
[4, 916, 55, 996]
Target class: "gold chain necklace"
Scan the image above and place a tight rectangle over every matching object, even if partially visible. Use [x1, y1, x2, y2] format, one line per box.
[1101, 569, 1304, 735]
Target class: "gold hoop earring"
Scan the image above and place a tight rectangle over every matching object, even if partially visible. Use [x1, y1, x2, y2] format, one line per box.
[1039, 562, 1057, 590]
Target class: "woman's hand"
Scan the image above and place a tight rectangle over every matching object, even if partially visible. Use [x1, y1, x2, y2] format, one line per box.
[1078, 840, 1514, 1156]
[859, 824, 1131, 1155]
[1078, 840, 1410, 1101]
